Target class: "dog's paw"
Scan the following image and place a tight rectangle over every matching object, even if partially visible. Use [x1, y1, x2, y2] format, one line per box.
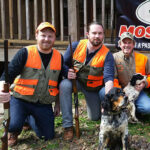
[128, 117, 142, 124]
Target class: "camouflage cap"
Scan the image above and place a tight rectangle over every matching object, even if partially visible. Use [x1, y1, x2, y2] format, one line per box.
[36, 22, 56, 33]
[120, 32, 134, 42]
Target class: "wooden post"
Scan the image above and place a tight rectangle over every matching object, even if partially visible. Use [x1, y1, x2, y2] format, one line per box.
[102, 0, 105, 42]
[34, 0, 38, 30]
[1, 0, 6, 39]
[68, 0, 80, 41]
[17, 0, 22, 39]
[42, 0, 46, 22]
[51, 0, 55, 26]
[84, 0, 87, 38]
[9, 0, 13, 39]
[102, 0, 105, 27]
[93, 0, 96, 21]
[25, 0, 30, 40]
[60, 0, 64, 41]
[110, 0, 114, 43]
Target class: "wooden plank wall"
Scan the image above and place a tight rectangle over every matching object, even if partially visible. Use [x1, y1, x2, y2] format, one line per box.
[0, 0, 116, 44]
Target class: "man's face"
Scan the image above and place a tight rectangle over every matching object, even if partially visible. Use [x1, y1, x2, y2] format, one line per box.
[35, 28, 56, 53]
[119, 38, 135, 57]
[86, 24, 104, 47]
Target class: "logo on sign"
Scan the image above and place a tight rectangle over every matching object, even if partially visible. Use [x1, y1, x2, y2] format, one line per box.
[136, 0, 150, 24]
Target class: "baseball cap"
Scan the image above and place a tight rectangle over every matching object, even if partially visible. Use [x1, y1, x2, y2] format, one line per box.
[36, 22, 56, 33]
[120, 32, 134, 42]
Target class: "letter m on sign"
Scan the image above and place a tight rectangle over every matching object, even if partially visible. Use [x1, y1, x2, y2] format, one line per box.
[119, 25, 135, 36]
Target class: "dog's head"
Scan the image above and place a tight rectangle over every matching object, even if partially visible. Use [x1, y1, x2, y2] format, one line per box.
[130, 73, 146, 86]
[102, 87, 128, 114]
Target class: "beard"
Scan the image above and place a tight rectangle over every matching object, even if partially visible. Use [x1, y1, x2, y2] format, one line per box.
[40, 42, 54, 51]
[89, 38, 103, 47]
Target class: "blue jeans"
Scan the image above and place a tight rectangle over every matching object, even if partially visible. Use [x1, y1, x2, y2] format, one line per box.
[59, 79, 105, 128]
[9, 96, 54, 140]
[135, 90, 150, 114]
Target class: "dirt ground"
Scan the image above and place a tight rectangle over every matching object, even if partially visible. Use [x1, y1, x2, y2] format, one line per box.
[0, 100, 150, 150]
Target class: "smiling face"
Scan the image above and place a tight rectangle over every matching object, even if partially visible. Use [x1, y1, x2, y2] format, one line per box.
[119, 38, 135, 58]
[86, 24, 104, 47]
[35, 28, 56, 54]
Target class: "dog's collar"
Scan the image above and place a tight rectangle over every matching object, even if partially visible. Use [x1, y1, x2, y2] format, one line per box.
[109, 111, 121, 115]
[108, 108, 127, 115]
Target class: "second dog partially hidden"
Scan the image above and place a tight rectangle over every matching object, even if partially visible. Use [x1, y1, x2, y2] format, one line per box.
[123, 73, 147, 122]
[99, 87, 128, 150]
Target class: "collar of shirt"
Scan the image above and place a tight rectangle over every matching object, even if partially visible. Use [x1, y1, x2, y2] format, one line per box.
[85, 45, 102, 65]
[119, 51, 134, 63]
[39, 50, 52, 69]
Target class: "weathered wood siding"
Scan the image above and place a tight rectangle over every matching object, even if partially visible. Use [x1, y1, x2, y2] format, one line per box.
[0, 0, 116, 44]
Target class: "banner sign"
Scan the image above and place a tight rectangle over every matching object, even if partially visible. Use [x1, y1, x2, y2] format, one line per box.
[115, 0, 150, 51]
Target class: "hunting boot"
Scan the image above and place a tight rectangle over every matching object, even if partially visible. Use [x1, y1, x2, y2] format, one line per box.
[8, 132, 19, 146]
[63, 126, 73, 141]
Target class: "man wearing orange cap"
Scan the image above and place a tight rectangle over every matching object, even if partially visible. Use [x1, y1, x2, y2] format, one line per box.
[0, 22, 63, 146]
[114, 32, 150, 116]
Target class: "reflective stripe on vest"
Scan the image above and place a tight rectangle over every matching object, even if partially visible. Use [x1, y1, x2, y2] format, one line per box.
[14, 45, 61, 96]
[73, 39, 109, 88]
[48, 80, 59, 96]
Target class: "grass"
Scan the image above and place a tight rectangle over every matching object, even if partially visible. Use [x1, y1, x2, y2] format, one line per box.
[129, 118, 150, 142]
[0, 92, 150, 149]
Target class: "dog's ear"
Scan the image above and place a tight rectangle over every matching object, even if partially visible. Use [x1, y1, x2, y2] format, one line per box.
[106, 88, 116, 98]
[108, 87, 122, 96]
[105, 92, 111, 99]
[130, 74, 137, 86]
[101, 94, 111, 111]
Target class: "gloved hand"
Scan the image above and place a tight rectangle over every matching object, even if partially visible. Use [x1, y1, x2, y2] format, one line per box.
[0, 81, 10, 103]
[68, 68, 76, 79]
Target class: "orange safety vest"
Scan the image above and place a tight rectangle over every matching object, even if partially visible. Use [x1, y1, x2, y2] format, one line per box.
[114, 52, 150, 88]
[73, 39, 109, 91]
[11, 45, 62, 104]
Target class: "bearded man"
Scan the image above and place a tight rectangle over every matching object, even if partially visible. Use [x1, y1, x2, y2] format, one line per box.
[59, 22, 114, 141]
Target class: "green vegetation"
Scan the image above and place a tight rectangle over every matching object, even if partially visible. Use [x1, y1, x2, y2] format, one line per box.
[0, 92, 150, 149]
[129, 118, 150, 142]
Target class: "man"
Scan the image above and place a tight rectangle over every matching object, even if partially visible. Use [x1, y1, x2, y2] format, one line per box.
[60, 22, 114, 141]
[0, 22, 62, 146]
[114, 32, 150, 115]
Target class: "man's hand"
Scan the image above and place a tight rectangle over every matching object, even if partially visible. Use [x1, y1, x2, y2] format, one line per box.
[68, 68, 76, 79]
[0, 91, 10, 103]
[105, 80, 114, 94]
[0, 81, 10, 103]
[134, 81, 146, 92]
